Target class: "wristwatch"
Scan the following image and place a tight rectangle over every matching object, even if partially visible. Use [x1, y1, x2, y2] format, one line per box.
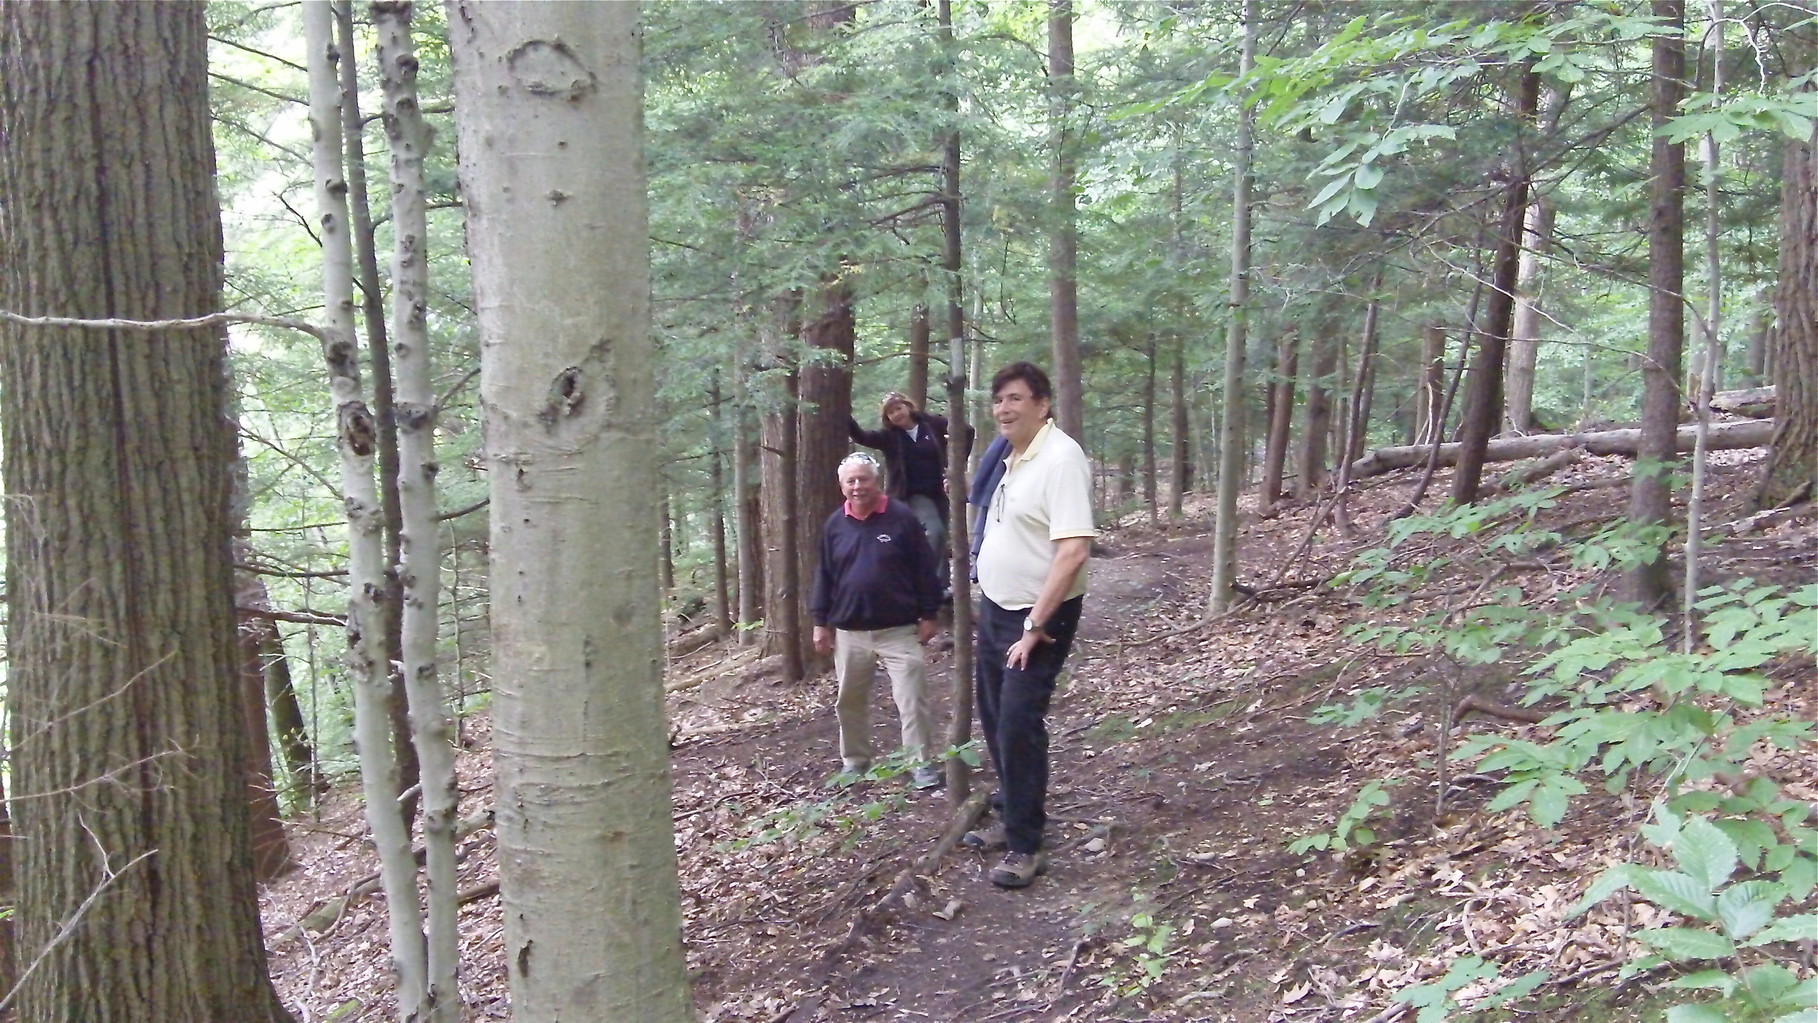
[1023, 615, 1044, 635]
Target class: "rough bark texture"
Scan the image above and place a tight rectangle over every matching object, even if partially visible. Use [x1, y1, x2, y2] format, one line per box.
[1629, 0, 1687, 604]
[1756, 83, 1817, 507]
[795, 274, 854, 669]
[1296, 323, 1336, 500]
[0, 4, 293, 1020]
[448, 2, 693, 1019]
[1414, 324, 1447, 445]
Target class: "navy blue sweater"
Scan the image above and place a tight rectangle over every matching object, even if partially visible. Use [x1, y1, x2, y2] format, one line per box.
[810, 498, 941, 630]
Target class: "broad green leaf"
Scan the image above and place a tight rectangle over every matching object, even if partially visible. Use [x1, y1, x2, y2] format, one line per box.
[1635, 926, 1736, 961]
[1743, 914, 1818, 946]
[1675, 817, 1740, 892]
[1353, 162, 1384, 190]
[1772, 1012, 1818, 1023]
[1664, 969, 1735, 993]
[1570, 864, 1635, 917]
[1632, 868, 1718, 921]
[1665, 1005, 1733, 1023]
[1715, 880, 1785, 939]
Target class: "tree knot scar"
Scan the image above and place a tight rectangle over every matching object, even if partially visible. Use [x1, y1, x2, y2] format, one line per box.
[539, 367, 585, 426]
[340, 403, 377, 457]
[506, 41, 596, 100]
[516, 938, 533, 978]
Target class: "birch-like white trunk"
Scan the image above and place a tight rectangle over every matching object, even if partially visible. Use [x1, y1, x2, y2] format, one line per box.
[447, 2, 692, 1019]
[374, 4, 459, 1020]
[303, 3, 428, 1019]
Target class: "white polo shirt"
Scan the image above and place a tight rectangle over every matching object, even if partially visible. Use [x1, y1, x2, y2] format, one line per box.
[977, 421, 1096, 610]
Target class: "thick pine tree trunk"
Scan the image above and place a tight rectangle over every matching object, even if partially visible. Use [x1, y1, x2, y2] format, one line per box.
[1414, 325, 1447, 445]
[0, 5, 293, 1020]
[795, 274, 854, 667]
[1756, 73, 1817, 507]
[448, 3, 692, 1019]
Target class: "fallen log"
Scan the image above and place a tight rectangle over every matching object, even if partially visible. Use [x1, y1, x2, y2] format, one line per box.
[1709, 385, 1774, 418]
[1348, 418, 1775, 481]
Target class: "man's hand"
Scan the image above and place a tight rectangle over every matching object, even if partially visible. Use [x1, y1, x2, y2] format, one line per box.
[917, 619, 938, 645]
[812, 625, 835, 656]
[1005, 627, 1052, 669]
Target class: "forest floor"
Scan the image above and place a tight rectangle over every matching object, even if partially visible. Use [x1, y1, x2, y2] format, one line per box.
[260, 449, 1817, 1023]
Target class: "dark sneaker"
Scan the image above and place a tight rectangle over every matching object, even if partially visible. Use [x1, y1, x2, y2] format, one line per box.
[910, 766, 943, 790]
[988, 850, 1047, 888]
[962, 821, 1007, 851]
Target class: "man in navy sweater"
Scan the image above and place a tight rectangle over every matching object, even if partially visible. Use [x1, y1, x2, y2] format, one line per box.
[811, 453, 944, 790]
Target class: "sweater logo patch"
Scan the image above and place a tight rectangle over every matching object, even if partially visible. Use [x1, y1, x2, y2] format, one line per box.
[876, 534, 893, 543]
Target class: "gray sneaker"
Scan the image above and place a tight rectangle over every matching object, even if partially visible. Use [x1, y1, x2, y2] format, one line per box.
[962, 821, 1007, 851]
[910, 765, 943, 790]
[988, 850, 1047, 888]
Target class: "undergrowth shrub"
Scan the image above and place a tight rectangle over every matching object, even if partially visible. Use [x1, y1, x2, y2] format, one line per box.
[1299, 489, 1818, 1020]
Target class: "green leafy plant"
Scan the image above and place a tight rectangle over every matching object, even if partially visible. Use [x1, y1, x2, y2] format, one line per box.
[1573, 808, 1818, 1022]
[1098, 897, 1176, 997]
[1289, 778, 1398, 855]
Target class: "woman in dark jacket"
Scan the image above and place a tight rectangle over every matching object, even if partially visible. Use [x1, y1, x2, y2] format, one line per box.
[848, 393, 952, 570]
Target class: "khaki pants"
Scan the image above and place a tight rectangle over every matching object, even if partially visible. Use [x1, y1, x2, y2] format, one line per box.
[834, 625, 933, 768]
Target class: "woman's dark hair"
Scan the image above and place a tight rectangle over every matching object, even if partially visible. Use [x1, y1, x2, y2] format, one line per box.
[990, 361, 1053, 402]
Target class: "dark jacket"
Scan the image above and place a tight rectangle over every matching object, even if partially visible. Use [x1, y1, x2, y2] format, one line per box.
[848, 411, 953, 518]
[967, 434, 1012, 580]
[810, 498, 941, 631]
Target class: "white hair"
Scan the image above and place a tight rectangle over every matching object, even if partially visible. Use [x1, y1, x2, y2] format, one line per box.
[837, 452, 882, 479]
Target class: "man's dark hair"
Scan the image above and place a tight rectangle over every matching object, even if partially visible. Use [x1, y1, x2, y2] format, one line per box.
[990, 361, 1053, 402]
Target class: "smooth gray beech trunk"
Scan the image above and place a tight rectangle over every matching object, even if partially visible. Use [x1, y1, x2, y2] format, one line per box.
[304, 3, 429, 1018]
[374, 3, 460, 1018]
[447, 3, 692, 1020]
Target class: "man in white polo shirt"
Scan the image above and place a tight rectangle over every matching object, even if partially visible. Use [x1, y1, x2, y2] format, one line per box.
[966, 362, 1095, 887]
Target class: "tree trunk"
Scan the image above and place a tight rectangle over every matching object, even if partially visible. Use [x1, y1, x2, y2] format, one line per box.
[1629, 0, 1687, 605]
[333, 0, 419, 829]
[1756, 62, 1817, 507]
[1143, 335, 1159, 522]
[938, 0, 975, 798]
[447, 3, 693, 1019]
[1296, 321, 1336, 500]
[234, 560, 296, 880]
[1210, 0, 1256, 611]
[1170, 338, 1190, 515]
[908, 301, 931, 409]
[1505, 84, 1567, 434]
[304, 3, 428, 1013]
[733, 360, 764, 639]
[1048, 0, 1084, 440]
[795, 273, 854, 671]
[760, 362, 806, 680]
[1260, 331, 1298, 509]
[1414, 324, 1447, 445]
[375, 4, 459, 1016]
[1452, 65, 1540, 505]
[708, 376, 735, 632]
[0, 5, 294, 1019]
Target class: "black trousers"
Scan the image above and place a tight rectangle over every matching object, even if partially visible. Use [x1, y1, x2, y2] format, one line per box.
[975, 593, 1083, 855]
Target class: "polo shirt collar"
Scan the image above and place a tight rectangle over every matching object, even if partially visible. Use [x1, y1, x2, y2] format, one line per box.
[1010, 420, 1056, 467]
[845, 494, 890, 520]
